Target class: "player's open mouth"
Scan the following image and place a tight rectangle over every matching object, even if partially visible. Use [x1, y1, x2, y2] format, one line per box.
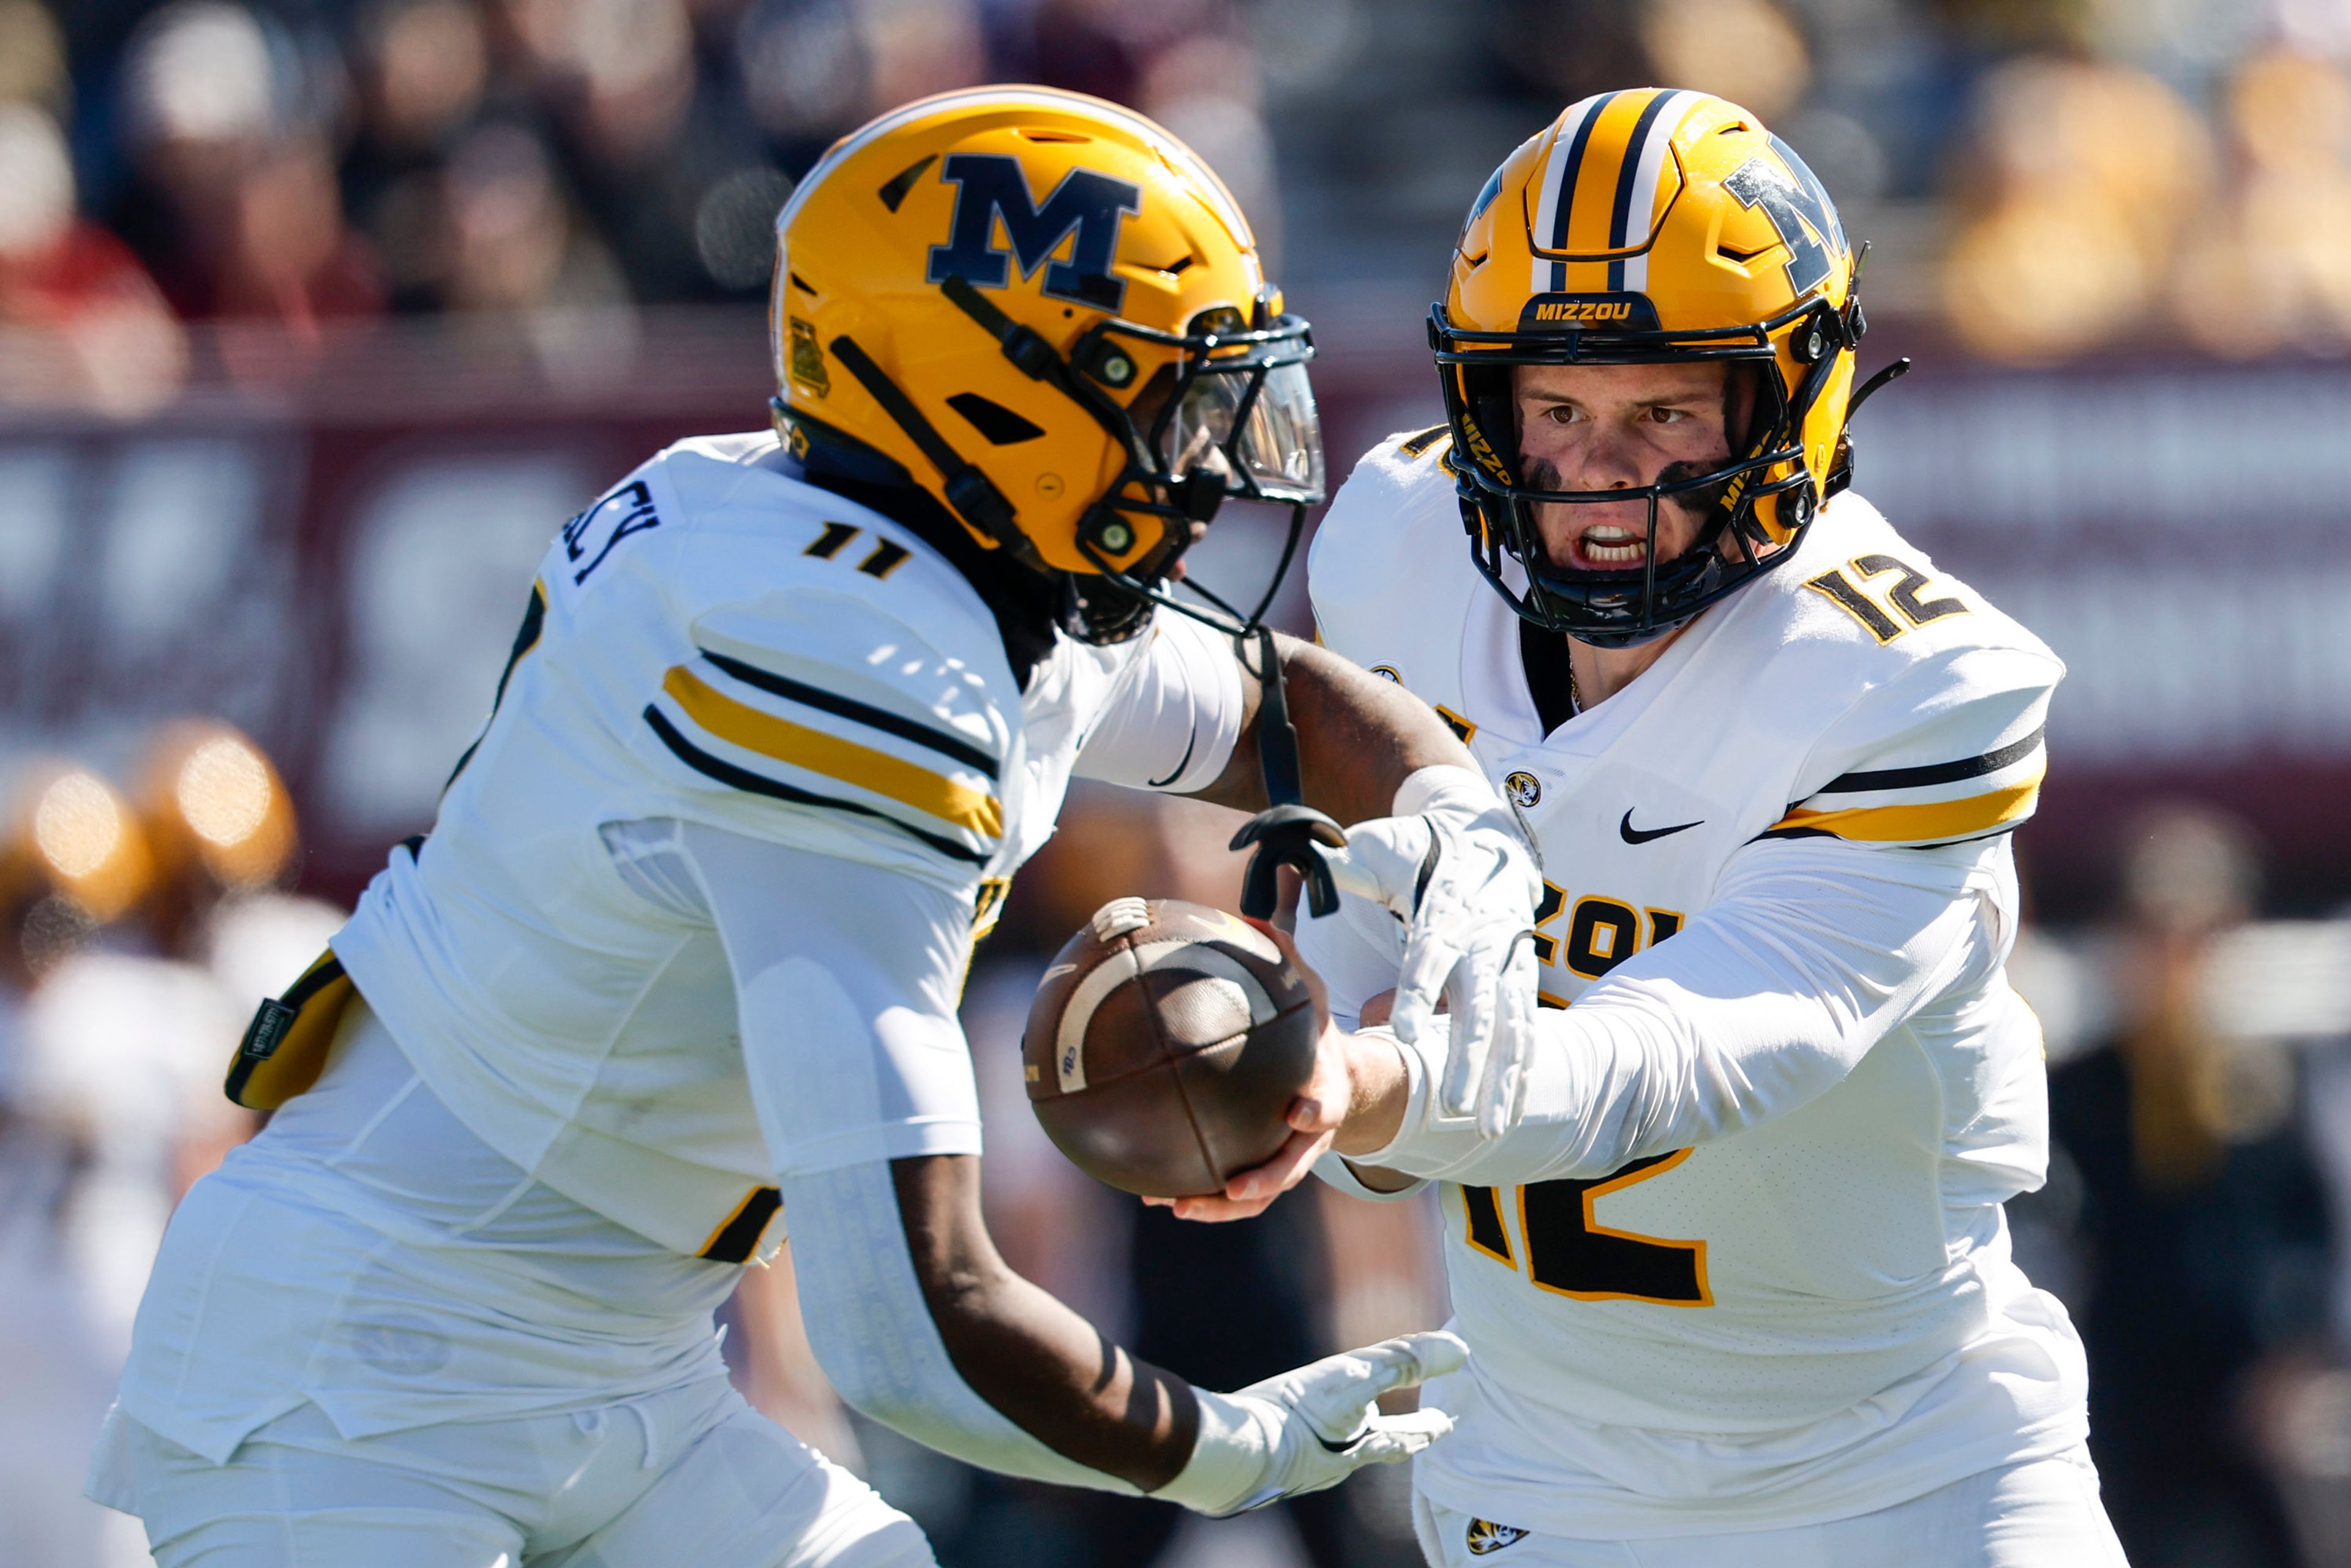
[1576, 525, 1648, 567]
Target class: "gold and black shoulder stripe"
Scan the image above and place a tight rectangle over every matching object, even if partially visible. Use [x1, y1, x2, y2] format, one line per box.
[700, 1185, 782, 1264]
[700, 649, 999, 778]
[644, 706, 991, 865]
[1398, 424, 1452, 459]
[1756, 727, 2047, 846]
[1809, 726, 2043, 797]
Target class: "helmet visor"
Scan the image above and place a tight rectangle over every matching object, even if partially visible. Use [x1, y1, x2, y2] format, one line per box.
[1163, 358, 1325, 503]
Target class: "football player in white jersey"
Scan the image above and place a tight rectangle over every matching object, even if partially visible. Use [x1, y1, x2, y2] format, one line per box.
[1215, 89, 2128, 1566]
[86, 88, 1547, 1567]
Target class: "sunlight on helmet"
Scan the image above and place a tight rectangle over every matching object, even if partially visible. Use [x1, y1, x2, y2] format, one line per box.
[34, 772, 122, 880]
[178, 735, 273, 849]
[28, 768, 152, 921]
[151, 724, 298, 888]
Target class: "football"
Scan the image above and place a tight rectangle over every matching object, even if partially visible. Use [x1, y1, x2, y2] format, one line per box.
[1022, 897, 1321, 1198]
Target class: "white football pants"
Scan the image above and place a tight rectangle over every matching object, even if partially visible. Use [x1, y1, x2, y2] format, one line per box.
[1412, 1445, 2128, 1567]
[88, 1375, 934, 1567]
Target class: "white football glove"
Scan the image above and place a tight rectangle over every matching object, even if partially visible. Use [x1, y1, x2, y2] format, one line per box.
[1154, 1330, 1469, 1516]
[1318, 767, 1543, 1138]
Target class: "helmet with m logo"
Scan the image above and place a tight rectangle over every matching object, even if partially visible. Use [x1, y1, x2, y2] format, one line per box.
[773, 87, 1324, 642]
[1434, 89, 1896, 648]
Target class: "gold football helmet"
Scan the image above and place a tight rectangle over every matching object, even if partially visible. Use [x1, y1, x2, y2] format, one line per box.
[1434, 88, 1901, 647]
[771, 86, 1324, 642]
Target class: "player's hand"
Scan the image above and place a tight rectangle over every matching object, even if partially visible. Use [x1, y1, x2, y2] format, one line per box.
[1317, 803, 1542, 1138]
[1149, 919, 1344, 1223]
[1158, 1332, 1469, 1515]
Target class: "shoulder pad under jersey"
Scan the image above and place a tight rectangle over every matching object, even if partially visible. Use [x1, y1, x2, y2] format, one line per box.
[1744, 492, 2065, 848]
[558, 435, 1026, 885]
[1310, 427, 1472, 647]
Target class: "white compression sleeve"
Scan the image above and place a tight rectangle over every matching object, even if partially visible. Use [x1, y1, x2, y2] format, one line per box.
[1071, 610, 1246, 793]
[681, 822, 984, 1175]
[781, 1158, 1146, 1495]
[1358, 835, 2012, 1188]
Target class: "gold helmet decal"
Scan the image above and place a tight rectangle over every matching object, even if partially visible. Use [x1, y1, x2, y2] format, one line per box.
[771, 87, 1324, 642]
[1434, 88, 1903, 648]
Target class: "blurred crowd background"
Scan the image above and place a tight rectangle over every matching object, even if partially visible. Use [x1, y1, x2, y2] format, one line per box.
[12, 0, 2351, 1564]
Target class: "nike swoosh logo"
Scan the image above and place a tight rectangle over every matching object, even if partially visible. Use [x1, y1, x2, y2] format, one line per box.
[1619, 809, 1703, 845]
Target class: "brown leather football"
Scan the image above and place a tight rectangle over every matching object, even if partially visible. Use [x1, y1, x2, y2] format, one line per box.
[1022, 897, 1320, 1198]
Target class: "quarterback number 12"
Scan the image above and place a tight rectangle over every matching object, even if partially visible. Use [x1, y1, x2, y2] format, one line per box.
[1461, 1151, 1712, 1307]
[1803, 553, 1967, 643]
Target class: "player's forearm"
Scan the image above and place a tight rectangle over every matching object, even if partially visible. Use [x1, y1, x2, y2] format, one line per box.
[784, 1157, 1191, 1494]
[1334, 1005, 1747, 1187]
[1193, 634, 1477, 821]
[890, 1155, 1197, 1490]
[1336, 843, 1990, 1185]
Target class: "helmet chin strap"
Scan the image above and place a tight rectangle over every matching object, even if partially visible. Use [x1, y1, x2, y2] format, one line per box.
[1227, 626, 1345, 920]
[823, 332, 1046, 575]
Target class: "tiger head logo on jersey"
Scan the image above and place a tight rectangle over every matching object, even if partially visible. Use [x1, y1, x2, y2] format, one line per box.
[1433, 89, 1892, 648]
[770, 87, 1325, 642]
[1465, 1517, 1530, 1555]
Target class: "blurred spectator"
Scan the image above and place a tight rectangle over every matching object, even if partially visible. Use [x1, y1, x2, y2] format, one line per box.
[0, 0, 69, 113]
[0, 724, 344, 1566]
[430, 120, 628, 313]
[522, 0, 746, 310]
[1638, 0, 1808, 121]
[342, 0, 495, 304]
[0, 102, 186, 416]
[1480, 0, 1650, 108]
[2169, 50, 2351, 358]
[1027, 0, 1205, 108]
[2045, 805, 2331, 1568]
[0, 761, 214, 1567]
[111, 1, 384, 329]
[510, 0, 699, 162]
[1480, 0, 1805, 132]
[1138, 31, 1281, 263]
[364, 0, 493, 156]
[1942, 55, 2213, 361]
[133, 721, 302, 950]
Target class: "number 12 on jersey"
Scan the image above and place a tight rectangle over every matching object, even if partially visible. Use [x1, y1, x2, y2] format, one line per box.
[1460, 1151, 1713, 1307]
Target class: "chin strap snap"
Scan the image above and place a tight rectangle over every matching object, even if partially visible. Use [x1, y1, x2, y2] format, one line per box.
[1227, 626, 1346, 919]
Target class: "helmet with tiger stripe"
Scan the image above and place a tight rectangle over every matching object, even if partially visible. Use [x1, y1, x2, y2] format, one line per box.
[1433, 88, 1884, 648]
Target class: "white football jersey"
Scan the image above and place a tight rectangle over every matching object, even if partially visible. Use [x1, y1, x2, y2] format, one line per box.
[1305, 430, 2083, 1535]
[331, 432, 1236, 1260]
